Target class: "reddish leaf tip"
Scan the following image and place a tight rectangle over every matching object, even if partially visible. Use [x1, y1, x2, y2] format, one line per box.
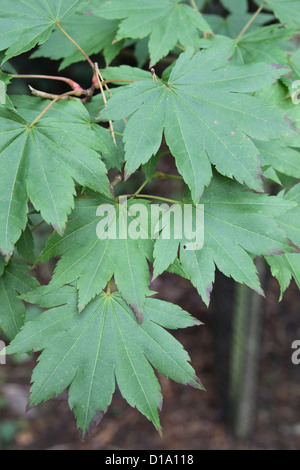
[80, 410, 105, 441]
[130, 303, 143, 323]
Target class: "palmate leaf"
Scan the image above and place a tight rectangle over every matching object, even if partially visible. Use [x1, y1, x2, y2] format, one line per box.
[0, 97, 110, 258]
[100, 47, 295, 203]
[266, 184, 300, 297]
[233, 24, 296, 65]
[31, 12, 122, 69]
[100, 65, 152, 84]
[94, 0, 212, 65]
[7, 285, 202, 437]
[153, 174, 296, 306]
[0, 262, 39, 340]
[0, 0, 87, 64]
[37, 196, 153, 317]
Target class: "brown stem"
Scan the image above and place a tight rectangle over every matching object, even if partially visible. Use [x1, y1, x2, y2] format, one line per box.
[236, 2, 266, 41]
[28, 90, 77, 128]
[56, 23, 95, 70]
[12, 74, 83, 93]
[190, 0, 199, 11]
[31, 220, 45, 233]
[109, 174, 122, 197]
[28, 85, 76, 100]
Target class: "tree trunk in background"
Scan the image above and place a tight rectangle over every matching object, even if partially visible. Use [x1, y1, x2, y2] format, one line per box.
[213, 258, 266, 440]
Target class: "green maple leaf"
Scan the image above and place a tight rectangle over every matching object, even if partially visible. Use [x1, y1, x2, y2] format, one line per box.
[234, 24, 297, 65]
[0, 0, 87, 64]
[290, 49, 300, 77]
[153, 174, 296, 306]
[7, 286, 202, 437]
[94, 0, 212, 65]
[16, 224, 35, 264]
[256, 141, 300, 179]
[255, 79, 300, 148]
[100, 65, 153, 84]
[31, 12, 122, 69]
[266, 183, 300, 297]
[0, 97, 110, 258]
[0, 262, 39, 340]
[267, 253, 300, 298]
[37, 196, 153, 317]
[264, 0, 300, 28]
[100, 47, 295, 203]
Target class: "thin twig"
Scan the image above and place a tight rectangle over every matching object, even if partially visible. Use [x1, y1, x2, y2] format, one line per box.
[29, 84, 94, 103]
[28, 90, 77, 128]
[153, 172, 183, 180]
[94, 62, 117, 145]
[108, 130, 124, 137]
[28, 85, 75, 100]
[31, 220, 45, 233]
[106, 280, 111, 295]
[151, 68, 158, 82]
[132, 180, 149, 198]
[236, 1, 266, 41]
[56, 22, 95, 70]
[119, 194, 181, 204]
[175, 43, 186, 52]
[12, 74, 83, 93]
[80, 84, 96, 104]
[190, 0, 199, 11]
[109, 174, 122, 197]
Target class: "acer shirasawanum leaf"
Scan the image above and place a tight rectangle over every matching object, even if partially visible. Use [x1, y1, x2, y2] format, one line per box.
[154, 174, 296, 306]
[0, 98, 110, 258]
[7, 286, 202, 437]
[266, 183, 300, 297]
[30, 13, 122, 69]
[0, 0, 87, 64]
[37, 196, 153, 317]
[0, 262, 39, 340]
[100, 48, 295, 203]
[94, 0, 212, 65]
